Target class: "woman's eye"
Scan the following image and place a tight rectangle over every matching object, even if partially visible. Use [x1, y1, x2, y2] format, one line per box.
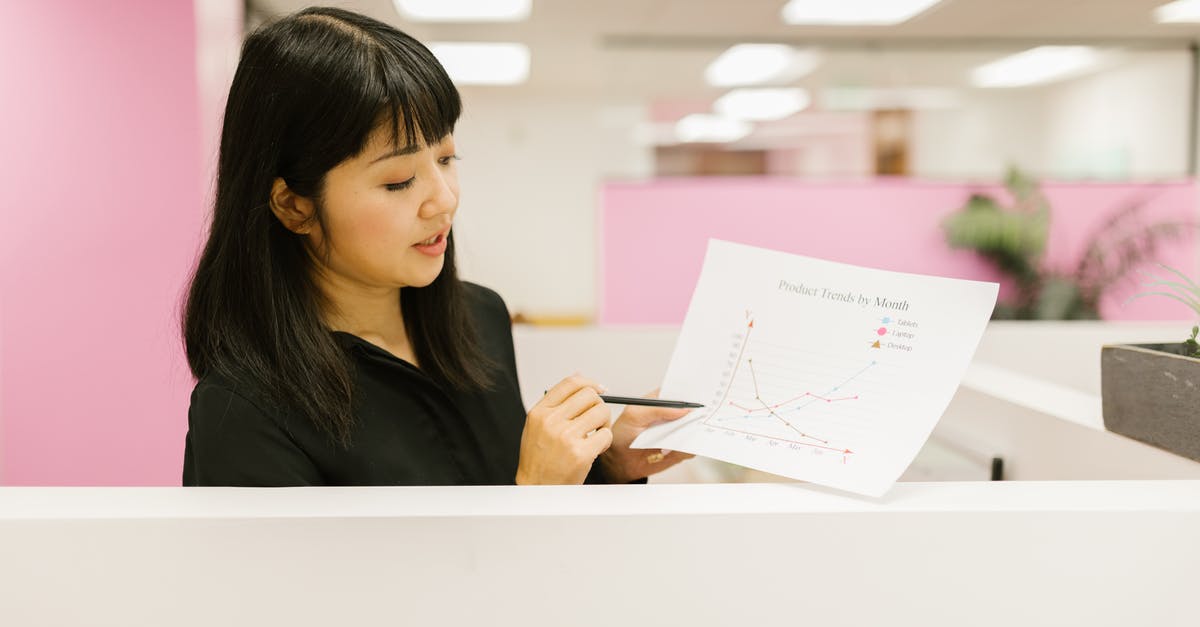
[385, 177, 415, 191]
[438, 154, 461, 166]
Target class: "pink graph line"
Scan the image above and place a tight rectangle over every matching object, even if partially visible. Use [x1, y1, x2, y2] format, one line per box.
[729, 392, 860, 414]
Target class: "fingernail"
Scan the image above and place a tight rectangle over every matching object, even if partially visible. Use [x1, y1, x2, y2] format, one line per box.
[598, 384, 609, 393]
[661, 449, 672, 456]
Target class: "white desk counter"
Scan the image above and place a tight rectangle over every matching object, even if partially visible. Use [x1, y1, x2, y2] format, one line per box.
[2, 482, 1198, 626]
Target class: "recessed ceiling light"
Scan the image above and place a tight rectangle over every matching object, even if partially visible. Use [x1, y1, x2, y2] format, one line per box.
[704, 44, 820, 87]
[394, 0, 531, 22]
[426, 43, 530, 85]
[675, 114, 753, 143]
[714, 88, 811, 121]
[1155, 0, 1200, 22]
[781, 0, 943, 25]
[971, 46, 1100, 88]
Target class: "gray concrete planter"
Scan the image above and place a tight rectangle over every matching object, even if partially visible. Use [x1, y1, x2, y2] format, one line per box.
[1101, 343, 1200, 462]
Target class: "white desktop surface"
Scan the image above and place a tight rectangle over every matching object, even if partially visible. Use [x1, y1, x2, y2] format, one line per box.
[2, 482, 1198, 627]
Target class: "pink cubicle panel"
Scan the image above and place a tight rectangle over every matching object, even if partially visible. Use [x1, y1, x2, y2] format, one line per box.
[600, 178, 1199, 324]
[0, 2, 209, 484]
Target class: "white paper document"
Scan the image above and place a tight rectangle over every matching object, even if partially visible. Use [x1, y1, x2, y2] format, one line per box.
[632, 240, 999, 497]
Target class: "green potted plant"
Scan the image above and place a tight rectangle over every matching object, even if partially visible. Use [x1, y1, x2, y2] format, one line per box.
[942, 167, 1192, 320]
[1101, 265, 1200, 463]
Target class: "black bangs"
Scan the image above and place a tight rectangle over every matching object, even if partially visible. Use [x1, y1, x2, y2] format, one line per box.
[272, 7, 463, 197]
[371, 33, 462, 152]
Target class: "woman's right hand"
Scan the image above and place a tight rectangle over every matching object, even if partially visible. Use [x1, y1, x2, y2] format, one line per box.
[515, 374, 614, 485]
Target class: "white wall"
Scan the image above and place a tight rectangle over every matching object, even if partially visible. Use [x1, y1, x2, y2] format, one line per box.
[1041, 51, 1191, 180]
[911, 87, 1050, 180]
[452, 90, 652, 316]
[195, 0, 243, 210]
[912, 50, 1192, 181]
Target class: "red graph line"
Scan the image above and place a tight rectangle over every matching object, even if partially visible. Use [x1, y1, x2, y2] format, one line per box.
[729, 392, 859, 414]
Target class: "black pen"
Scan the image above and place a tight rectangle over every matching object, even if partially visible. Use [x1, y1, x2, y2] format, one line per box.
[600, 395, 703, 409]
[542, 391, 703, 409]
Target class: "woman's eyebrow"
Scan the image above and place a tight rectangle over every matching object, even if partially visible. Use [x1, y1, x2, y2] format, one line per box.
[369, 143, 421, 164]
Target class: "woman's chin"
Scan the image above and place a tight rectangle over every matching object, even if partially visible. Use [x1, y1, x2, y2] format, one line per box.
[402, 265, 445, 288]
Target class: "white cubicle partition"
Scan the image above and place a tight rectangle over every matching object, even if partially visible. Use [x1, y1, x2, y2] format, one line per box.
[1, 482, 1198, 626]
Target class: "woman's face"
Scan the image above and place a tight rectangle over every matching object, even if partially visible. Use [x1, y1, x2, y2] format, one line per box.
[309, 125, 459, 291]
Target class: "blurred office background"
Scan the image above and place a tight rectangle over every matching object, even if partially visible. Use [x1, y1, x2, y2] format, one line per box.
[5, 0, 1200, 485]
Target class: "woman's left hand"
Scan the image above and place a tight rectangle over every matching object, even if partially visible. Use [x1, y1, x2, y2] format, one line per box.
[597, 388, 696, 483]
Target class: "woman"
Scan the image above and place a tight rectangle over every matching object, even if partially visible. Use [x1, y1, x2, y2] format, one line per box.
[180, 6, 692, 486]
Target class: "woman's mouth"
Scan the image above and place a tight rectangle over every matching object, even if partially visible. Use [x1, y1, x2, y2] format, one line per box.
[413, 229, 449, 256]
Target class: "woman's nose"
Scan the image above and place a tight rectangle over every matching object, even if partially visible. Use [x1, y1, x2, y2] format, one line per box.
[418, 165, 457, 218]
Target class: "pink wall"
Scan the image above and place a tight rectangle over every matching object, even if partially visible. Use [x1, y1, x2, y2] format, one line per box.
[600, 178, 1200, 324]
[0, 2, 209, 484]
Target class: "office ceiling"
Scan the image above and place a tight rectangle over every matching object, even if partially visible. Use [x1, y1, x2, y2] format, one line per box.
[251, 0, 1200, 40]
[246, 0, 1200, 97]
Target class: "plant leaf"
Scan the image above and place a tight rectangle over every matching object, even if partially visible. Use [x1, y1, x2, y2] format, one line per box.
[1130, 290, 1200, 317]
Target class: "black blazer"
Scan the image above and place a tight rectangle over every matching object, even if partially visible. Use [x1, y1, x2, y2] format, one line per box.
[182, 282, 630, 486]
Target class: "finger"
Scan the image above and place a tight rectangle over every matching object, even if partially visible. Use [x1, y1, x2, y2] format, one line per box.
[621, 405, 690, 428]
[653, 451, 693, 472]
[553, 386, 605, 425]
[647, 449, 692, 467]
[542, 374, 603, 407]
[666, 450, 695, 462]
[565, 402, 612, 438]
[655, 408, 692, 423]
[584, 426, 613, 455]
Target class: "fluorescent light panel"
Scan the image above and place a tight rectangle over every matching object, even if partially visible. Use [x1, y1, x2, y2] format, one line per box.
[781, 0, 943, 25]
[714, 88, 810, 121]
[427, 42, 530, 85]
[1155, 0, 1200, 22]
[705, 44, 819, 87]
[971, 46, 1099, 88]
[394, 0, 530, 22]
[675, 114, 752, 143]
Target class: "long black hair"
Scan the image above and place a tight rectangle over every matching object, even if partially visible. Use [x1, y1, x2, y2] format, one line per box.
[183, 6, 493, 447]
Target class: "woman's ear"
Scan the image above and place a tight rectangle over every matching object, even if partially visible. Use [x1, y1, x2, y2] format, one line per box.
[269, 177, 316, 234]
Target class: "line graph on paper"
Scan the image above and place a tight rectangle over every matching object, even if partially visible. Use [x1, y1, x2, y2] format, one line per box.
[632, 239, 999, 496]
[691, 312, 903, 464]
